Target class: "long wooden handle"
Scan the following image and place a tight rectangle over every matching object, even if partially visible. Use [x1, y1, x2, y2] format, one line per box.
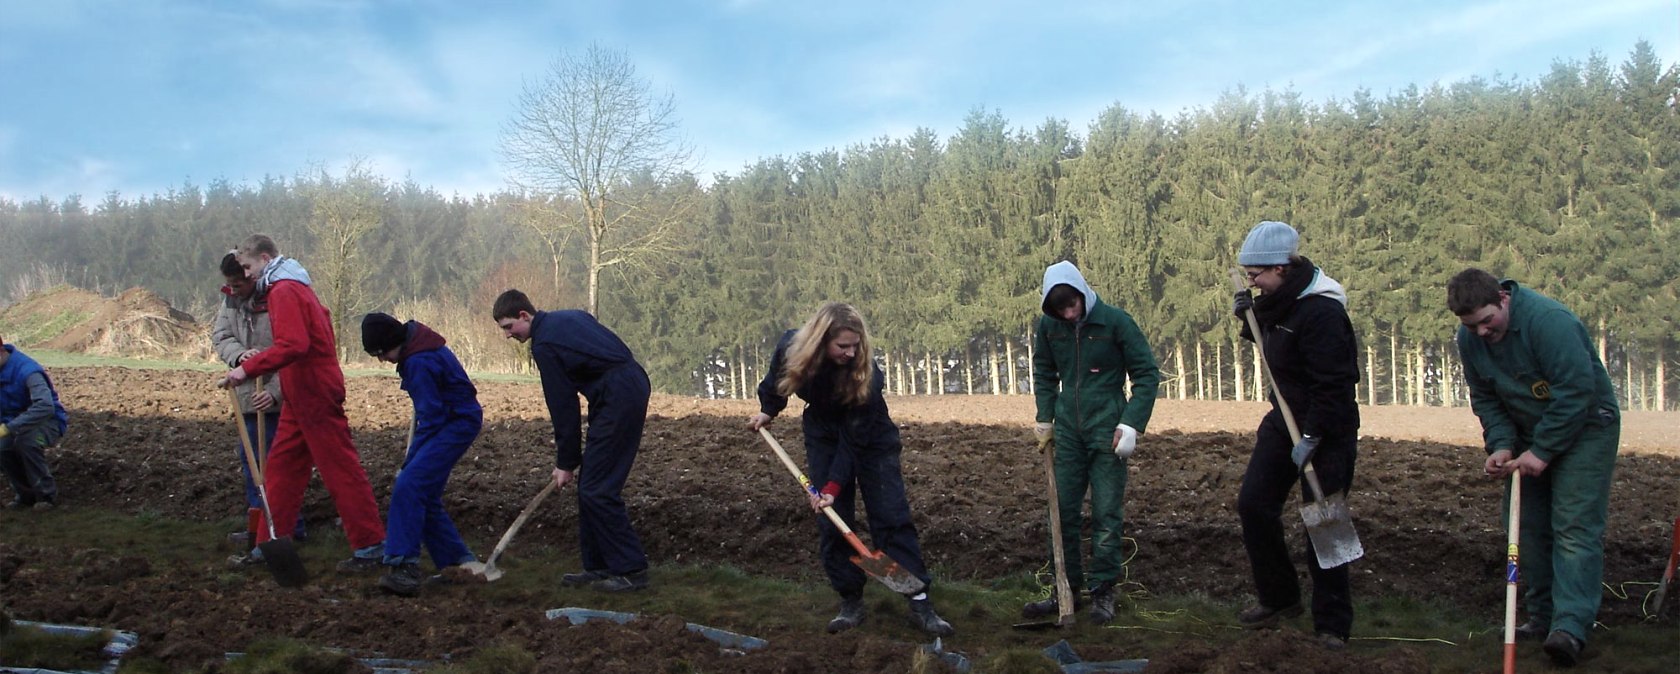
[228, 387, 278, 538]
[254, 375, 267, 476]
[1045, 443, 1075, 620]
[1503, 472, 1521, 674]
[1229, 267, 1325, 501]
[485, 480, 557, 567]
[758, 427, 861, 537]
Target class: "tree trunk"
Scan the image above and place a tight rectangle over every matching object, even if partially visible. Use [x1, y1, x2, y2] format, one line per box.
[965, 346, 975, 394]
[1216, 341, 1226, 402]
[1174, 343, 1186, 400]
[989, 338, 1002, 395]
[1233, 337, 1246, 402]
[1005, 338, 1017, 395]
[1389, 331, 1400, 405]
[1658, 342, 1668, 412]
[1195, 340, 1206, 400]
[1366, 342, 1378, 406]
[1025, 335, 1034, 394]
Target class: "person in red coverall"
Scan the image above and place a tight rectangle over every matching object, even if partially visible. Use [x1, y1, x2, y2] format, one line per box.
[220, 234, 386, 573]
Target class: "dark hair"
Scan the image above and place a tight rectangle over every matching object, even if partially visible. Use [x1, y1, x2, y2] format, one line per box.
[237, 234, 279, 258]
[1044, 284, 1083, 315]
[492, 289, 537, 321]
[1447, 268, 1503, 316]
[220, 252, 243, 278]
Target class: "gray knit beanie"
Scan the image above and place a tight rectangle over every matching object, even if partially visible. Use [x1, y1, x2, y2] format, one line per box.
[1238, 221, 1299, 266]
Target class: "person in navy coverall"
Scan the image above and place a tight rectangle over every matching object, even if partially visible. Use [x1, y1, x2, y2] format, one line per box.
[492, 289, 651, 592]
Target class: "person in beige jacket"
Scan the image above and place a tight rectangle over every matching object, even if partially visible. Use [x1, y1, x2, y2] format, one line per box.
[212, 251, 304, 562]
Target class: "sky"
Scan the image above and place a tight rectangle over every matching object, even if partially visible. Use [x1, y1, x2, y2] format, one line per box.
[0, 0, 1675, 203]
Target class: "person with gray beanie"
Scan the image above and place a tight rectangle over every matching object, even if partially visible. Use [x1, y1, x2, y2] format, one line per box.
[1230, 221, 1361, 651]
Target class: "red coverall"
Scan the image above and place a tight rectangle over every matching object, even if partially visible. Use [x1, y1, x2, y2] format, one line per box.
[241, 279, 385, 548]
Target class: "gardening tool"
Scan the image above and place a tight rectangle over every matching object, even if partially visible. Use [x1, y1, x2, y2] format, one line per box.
[1652, 489, 1680, 617]
[466, 479, 557, 582]
[757, 427, 927, 595]
[1503, 472, 1521, 674]
[228, 387, 308, 588]
[1014, 437, 1077, 630]
[1229, 268, 1364, 569]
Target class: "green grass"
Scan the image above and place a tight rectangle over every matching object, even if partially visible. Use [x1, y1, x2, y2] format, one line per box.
[0, 309, 95, 348]
[6, 508, 1677, 673]
[28, 348, 221, 371]
[0, 618, 116, 671]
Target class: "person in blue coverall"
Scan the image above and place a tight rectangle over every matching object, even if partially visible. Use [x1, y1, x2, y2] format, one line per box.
[361, 312, 482, 596]
[0, 336, 68, 510]
[492, 289, 651, 592]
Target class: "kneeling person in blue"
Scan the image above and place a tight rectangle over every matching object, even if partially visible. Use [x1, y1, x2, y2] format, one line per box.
[362, 312, 482, 597]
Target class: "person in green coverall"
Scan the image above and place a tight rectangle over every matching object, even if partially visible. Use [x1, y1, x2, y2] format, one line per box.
[1024, 261, 1160, 624]
[1447, 267, 1619, 667]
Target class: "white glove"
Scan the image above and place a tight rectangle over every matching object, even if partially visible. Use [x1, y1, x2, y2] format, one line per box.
[1033, 422, 1053, 450]
[1113, 424, 1137, 458]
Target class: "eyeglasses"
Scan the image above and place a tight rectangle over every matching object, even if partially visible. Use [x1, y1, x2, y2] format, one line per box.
[1243, 267, 1271, 280]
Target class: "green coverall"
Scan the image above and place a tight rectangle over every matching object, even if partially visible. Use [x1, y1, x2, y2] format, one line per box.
[1033, 266, 1160, 591]
[1457, 280, 1619, 643]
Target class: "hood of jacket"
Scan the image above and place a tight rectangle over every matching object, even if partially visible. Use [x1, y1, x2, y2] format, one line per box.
[1299, 267, 1348, 308]
[257, 256, 312, 294]
[1040, 261, 1099, 322]
[398, 320, 448, 361]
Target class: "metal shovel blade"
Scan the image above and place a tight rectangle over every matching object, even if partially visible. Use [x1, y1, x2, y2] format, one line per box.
[848, 547, 926, 595]
[1300, 493, 1363, 568]
[258, 538, 309, 588]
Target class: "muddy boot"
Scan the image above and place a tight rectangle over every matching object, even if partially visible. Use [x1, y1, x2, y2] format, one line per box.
[1089, 582, 1117, 625]
[336, 556, 383, 575]
[561, 570, 609, 587]
[1237, 601, 1302, 629]
[907, 597, 955, 637]
[826, 596, 866, 634]
[378, 562, 423, 597]
[1021, 595, 1082, 619]
[1543, 630, 1583, 667]
[1514, 617, 1547, 641]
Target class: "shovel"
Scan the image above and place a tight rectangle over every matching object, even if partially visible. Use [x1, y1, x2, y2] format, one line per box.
[1502, 472, 1521, 674]
[1230, 268, 1363, 569]
[1014, 438, 1077, 630]
[758, 427, 927, 595]
[466, 479, 557, 582]
[228, 387, 308, 588]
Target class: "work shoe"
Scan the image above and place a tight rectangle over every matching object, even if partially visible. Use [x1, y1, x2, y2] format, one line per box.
[1237, 602, 1303, 629]
[561, 570, 609, 587]
[1021, 595, 1083, 619]
[1316, 632, 1348, 651]
[378, 562, 424, 597]
[907, 598, 955, 637]
[228, 531, 253, 550]
[32, 500, 55, 511]
[227, 550, 265, 569]
[1513, 617, 1547, 641]
[1543, 630, 1583, 667]
[588, 570, 650, 593]
[6, 498, 35, 511]
[826, 597, 866, 634]
[1089, 583, 1117, 624]
[336, 556, 383, 575]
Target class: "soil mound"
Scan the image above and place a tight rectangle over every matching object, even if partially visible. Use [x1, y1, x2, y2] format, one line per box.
[0, 285, 199, 359]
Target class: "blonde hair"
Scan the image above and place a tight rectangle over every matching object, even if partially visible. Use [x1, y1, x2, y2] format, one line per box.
[778, 302, 873, 407]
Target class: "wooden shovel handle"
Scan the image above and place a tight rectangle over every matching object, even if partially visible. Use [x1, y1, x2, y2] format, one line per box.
[485, 479, 557, 568]
[757, 427, 865, 541]
[1229, 267, 1326, 502]
[1045, 442, 1076, 623]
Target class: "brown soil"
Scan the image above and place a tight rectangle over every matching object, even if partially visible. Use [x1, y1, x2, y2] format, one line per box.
[1, 286, 201, 359]
[3, 366, 1677, 673]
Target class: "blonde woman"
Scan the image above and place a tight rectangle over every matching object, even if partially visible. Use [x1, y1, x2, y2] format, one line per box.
[748, 302, 953, 637]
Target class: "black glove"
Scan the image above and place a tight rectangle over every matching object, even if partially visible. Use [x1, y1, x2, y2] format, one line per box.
[1232, 289, 1254, 318]
[1291, 435, 1320, 468]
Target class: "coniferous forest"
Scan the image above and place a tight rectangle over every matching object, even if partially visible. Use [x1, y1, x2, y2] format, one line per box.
[1, 44, 1675, 410]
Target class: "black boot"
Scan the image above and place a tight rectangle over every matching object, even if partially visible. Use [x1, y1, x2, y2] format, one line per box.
[1089, 582, 1117, 624]
[826, 596, 866, 633]
[908, 597, 955, 637]
[378, 562, 423, 597]
[1022, 594, 1082, 619]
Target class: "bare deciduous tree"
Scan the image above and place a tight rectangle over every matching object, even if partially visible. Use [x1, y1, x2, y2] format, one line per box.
[499, 43, 697, 315]
[299, 160, 385, 357]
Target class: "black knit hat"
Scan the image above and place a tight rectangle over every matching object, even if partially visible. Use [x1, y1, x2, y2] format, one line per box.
[361, 312, 406, 356]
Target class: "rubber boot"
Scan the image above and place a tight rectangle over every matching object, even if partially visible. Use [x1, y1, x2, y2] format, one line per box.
[826, 596, 865, 633]
[1089, 582, 1117, 624]
[908, 597, 955, 637]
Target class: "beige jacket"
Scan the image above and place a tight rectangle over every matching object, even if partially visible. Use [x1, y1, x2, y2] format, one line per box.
[211, 291, 284, 414]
